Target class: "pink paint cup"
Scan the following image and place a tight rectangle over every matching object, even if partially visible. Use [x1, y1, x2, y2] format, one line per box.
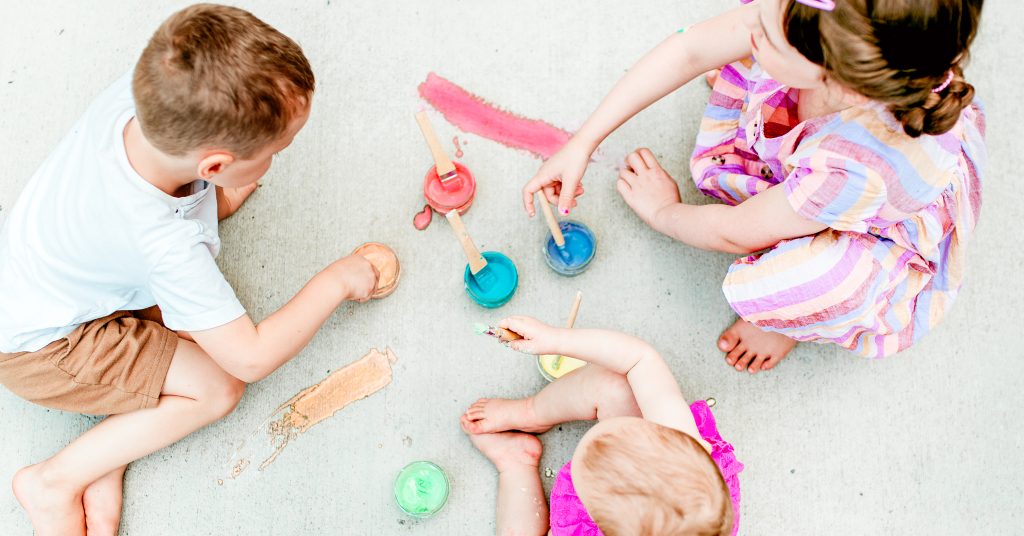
[423, 161, 476, 215]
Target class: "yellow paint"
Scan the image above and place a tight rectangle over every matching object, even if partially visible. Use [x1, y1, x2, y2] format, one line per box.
[537, 354, 585, 381]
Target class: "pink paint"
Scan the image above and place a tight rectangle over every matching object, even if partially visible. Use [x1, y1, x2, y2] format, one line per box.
[413, 205, 433, 231]
[453, 136, 465, 159]
[418, 73, 571, 160]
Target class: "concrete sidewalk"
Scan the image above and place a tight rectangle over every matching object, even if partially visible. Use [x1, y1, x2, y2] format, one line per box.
[1, 1, 1021, 534]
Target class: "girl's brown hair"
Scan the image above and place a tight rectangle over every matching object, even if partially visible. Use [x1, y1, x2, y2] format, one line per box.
[784, 0, 984, 137]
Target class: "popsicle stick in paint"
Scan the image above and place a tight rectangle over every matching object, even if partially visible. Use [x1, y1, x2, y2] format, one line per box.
[415, 111, 458, 182]
[550, 290, 583, 371]
[537, 192, 566, 249]
[445, 209, 488, 275]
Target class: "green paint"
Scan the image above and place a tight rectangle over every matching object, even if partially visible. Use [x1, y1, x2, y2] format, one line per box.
[394, 461, 449, 517]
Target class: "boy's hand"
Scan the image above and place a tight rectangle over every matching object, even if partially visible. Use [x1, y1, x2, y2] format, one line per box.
[616, 148, 682, 232]
[216, 183, 260, 221]
[499, 316, 564, 355]
[522, 139, 590, 217]
[328, 255, 379, 302]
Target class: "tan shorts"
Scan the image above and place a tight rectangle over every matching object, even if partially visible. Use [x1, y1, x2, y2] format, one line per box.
[0, 311, 178, 415]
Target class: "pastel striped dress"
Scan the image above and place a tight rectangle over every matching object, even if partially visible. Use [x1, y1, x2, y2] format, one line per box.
[691, 58, 986, 358]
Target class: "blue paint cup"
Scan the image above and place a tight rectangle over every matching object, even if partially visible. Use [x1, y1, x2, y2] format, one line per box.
[464, 251, 519, 308]
[544, 221, 596, 276]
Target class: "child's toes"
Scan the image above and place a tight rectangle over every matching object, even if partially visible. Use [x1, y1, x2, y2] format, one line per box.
[719, 331, 740, 352]
[748, 354, 768, 374]
[734, 351, 756, 372]
[761, 354, 780, 371]
[725, 344, 746, 366]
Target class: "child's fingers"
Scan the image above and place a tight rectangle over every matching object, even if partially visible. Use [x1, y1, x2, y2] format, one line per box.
[542, 185, 559, 206]
[507, 339, 536, 354]
[618, 167, 638, 185]
[637, 148, 659, 169]
[522, 174, 551, 216]
[616, 179, 632, 198]
[557, 178, 579, 216]
[626, 151, 648, 172]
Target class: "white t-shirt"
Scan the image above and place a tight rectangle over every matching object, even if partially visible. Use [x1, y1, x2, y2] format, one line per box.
[0, 74, 246, 353]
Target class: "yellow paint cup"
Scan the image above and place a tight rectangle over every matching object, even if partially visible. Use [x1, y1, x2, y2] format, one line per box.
[536, 354, 586, 382]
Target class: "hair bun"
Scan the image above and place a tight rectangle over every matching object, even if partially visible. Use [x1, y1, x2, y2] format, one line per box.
[894, 72, 974, 137]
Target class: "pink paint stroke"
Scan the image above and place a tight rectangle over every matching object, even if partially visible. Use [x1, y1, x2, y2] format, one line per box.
[418, 73, 571, 160]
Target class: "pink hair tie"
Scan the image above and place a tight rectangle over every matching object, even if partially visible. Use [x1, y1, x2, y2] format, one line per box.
[795, 0, 836, 10]
[932, 70, 955, 93]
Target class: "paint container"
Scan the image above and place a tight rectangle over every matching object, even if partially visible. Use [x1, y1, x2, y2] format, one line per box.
[394, 461, 450, 518]
[544, 221, 596, 276]
[536, 354, 587, 382]
[424, 161, 476, 215]
[464, 251, 518, 308]
[350, 243, 400, 299]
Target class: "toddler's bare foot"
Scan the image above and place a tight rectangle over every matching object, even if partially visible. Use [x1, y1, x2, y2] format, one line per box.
[616, 148, 683, 231]
[216, 182, 259, 220]
[13, 463, 86, 536]
[718, 319, 797, 374]
[461, 422, 542, 474]
[462, 397, 551, 435]
[82, 466, 126, 536]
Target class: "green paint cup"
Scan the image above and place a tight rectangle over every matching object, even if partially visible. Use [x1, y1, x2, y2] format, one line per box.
[394, 461, 450, 518]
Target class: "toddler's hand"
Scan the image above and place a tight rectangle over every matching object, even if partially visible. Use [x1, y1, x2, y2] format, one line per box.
[499, 316, 563, 355]
[616, 148, 682, 230]
[522, 139, 591, 217]
[330, 255, 379, 303]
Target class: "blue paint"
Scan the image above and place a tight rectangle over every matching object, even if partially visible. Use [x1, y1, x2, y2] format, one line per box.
[544, 221, 595, 276]
[464, 251, 518, 308]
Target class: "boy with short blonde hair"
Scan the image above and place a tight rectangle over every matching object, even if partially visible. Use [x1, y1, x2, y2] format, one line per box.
[0, 5, 377, 534]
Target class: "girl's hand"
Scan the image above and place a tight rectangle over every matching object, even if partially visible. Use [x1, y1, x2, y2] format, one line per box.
[499, 316, 564, 355]
[616, 148, 682, 232]
[329, 255, 380, 303]
[522, 139, 591, 217]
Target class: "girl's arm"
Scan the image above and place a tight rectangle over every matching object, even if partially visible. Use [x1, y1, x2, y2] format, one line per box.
[655, 185, 828, 254]
[523, 4, 757, 216]
[501, 317, 704, 444]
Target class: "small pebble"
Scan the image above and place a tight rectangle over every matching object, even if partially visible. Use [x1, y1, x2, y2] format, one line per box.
[706, 397, 717, 408]
[544, 467, 555, 478]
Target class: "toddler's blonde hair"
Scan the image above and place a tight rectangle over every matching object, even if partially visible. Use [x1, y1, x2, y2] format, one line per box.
[576, 418, 732, 536]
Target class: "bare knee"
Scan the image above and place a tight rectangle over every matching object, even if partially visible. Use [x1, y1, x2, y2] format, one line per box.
[200, 374, 246, 420]
[84, 507, 120, 536]
[591, 367, 640, 420]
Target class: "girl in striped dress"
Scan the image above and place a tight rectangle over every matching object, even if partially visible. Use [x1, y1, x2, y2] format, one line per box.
[523, 0, 986, 373]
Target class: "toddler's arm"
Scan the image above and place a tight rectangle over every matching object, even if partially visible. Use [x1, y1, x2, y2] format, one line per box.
[502, 317, 704, 444]
[189, 255, 378, 382]
[524, 4, 756, 215]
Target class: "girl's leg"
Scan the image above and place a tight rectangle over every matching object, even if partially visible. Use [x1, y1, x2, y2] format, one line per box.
[462, 364, 641, 434]
[13, 338, 245, 536]
[460, 421, 548, 536]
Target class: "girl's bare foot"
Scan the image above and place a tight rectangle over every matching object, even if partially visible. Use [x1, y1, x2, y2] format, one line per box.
[460, 422, 542, 474]
[718, 319, 797, 374]
[82, 465, 127, 536]
[706, 69, 721, 87]
[216, 182, 260, 220]
[12, 463, 86, 536]
[462, 397, 551, 435]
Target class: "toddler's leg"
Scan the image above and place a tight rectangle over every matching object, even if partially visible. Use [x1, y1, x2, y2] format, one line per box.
[463, 364, 641, 434]
[13, 338, 245, 536]
[460, 422, 547, 536]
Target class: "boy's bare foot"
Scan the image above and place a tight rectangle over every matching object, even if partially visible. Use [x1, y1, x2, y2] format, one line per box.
[216, 182, 259, 220]
[12, 463, 86, 536]
[462, 397, 551, 435]
[616, 148, 683, 231]
[82, 465, 127, 536]
[461, 422, 542, 474]
[718, 319, 797, 374]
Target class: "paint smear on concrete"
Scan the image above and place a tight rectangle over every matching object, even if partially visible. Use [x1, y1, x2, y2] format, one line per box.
[224, 347, 397, 480]
[418, 72, 571, 160]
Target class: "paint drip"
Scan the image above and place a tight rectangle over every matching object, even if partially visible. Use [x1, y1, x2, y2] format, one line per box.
[413, 204, 433, 231]
[418, 73, 572, 160]
[453, 136, 465, 158]
[223, 348, 397, 480]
